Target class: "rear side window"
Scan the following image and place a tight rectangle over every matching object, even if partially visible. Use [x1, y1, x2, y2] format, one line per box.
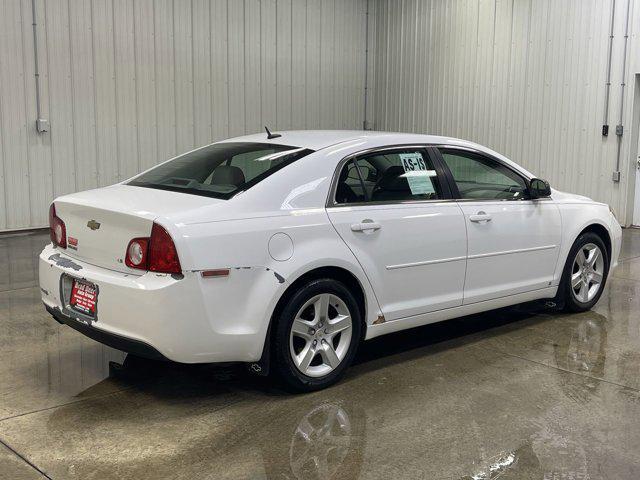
[334, 160, 367, 204]
[129, 142, 314, 199]
[438, 149, 528, 200]
[334, 149, 442, 204]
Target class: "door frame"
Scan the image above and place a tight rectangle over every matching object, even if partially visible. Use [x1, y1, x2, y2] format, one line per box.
[325, 144, 455, 207]
[430, 145, 536, 201]
[628, 74, 640, 226]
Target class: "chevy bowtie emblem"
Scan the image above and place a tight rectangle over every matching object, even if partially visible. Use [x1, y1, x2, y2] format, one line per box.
[87, 220, 101, 230]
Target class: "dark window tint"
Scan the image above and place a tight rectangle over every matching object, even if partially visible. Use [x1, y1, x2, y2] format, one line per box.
[334, 160, 367, 204]
[129, 142, 314, 199]
[439, 149, 528, 200]
[334, 149, 442, 204]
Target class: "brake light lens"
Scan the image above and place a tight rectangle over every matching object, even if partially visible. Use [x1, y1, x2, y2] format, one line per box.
[148, 223, 181, 274]
[49, 203, 67, 249]
[124, 223, 181, 274]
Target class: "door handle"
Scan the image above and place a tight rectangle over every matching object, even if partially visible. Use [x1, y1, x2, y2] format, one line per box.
[351, 220, 382, 232]
[469, 211, 492, 223]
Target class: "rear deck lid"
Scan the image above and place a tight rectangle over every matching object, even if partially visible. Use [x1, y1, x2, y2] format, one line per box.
[53, 184, 220, 273]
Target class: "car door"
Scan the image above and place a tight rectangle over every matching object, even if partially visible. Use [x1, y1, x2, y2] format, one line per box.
[326, 147, 467, 321]
[436, 147, 562, 305]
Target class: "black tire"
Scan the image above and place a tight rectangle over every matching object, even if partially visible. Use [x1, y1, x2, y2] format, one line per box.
[558, 232, 609, 313]
[272, 278, 362, 392]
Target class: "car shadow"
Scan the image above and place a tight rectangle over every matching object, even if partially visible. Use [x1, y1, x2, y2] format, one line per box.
[104, 300, 557, 398]
[354, 300, 555, 367]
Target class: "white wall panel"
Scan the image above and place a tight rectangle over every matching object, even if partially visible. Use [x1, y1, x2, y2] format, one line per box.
[93, 0, 119, 187]
[113, 0, 138, 181]
[0, 0, 30, 228]
[23, 0, 53, 229]
[0, 0, 370, 231]
[372, 0, 640, 225]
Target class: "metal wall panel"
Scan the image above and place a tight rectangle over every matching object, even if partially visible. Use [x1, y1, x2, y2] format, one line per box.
[0, 0, 370, 231]
[0, 0, 30, 228]
[372, 0, 640, 225]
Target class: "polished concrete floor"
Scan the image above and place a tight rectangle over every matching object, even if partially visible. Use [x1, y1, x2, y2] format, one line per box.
[2, 230, 640, 479]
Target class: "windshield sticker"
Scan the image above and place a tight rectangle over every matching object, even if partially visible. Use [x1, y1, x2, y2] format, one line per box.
[399, 153, 436, 195]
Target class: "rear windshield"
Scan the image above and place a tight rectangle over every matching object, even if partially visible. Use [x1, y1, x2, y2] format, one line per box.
[128, 142, 314, 199]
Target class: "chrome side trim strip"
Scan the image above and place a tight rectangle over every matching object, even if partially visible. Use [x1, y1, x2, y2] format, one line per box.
[386, 244, 556, 270]
[386, 255, 467, 270]
[467, 244, 557, 260]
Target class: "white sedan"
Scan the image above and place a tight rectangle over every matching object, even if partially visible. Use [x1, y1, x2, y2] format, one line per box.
[40, 130, 621, 391]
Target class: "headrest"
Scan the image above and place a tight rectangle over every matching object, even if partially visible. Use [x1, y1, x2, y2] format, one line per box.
[375, 165, 408, 191]
[210, 165, 246, 187]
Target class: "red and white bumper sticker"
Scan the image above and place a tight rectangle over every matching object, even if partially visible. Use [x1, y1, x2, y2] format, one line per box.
[70, 281, 97, 315]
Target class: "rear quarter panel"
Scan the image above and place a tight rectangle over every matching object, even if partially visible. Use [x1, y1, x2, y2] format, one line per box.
[175, 210, 382, 360]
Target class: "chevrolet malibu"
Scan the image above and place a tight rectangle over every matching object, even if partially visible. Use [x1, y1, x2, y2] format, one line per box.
[40, 130, 621, 391]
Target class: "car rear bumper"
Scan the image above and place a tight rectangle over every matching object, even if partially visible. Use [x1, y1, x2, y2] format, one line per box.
[39, 244, 269, 363]
[46, 304, 168, 360]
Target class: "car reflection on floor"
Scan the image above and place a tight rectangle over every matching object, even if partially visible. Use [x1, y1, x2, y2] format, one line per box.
[3, 231, 640, 479]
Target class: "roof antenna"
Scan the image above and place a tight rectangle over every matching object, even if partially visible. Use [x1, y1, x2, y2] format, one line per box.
[265, 126, 282, 139]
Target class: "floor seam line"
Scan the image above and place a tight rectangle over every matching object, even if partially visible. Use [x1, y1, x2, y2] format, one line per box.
[0, 436, 52, 479]
[0, 284, 39, 295]
[485, 346, 640, 393]
[619, 253, 640, 262]
[611, 274, 640, 283]
[0, 385, 137, 423]
[0, 382, 251, 424]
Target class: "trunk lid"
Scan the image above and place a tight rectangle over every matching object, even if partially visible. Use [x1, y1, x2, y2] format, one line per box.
[53, 184, 222, 273]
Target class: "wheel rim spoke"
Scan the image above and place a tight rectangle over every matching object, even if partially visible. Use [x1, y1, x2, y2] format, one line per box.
[586, 247, 599, 268]
[320, 342, 341, 368]
[571, 272, 582, 288]
[291, 319, 313, 339]
[579, 282, 589, 302]
[328, 314, 351, 335]
[591, 271, 603, 284]
[575, 249, 586, 268]
[314, 294, 331, 323]
[296, 344, 316, 372]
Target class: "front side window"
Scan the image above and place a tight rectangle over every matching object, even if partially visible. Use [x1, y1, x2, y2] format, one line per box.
[129, 142, 314, 199]
[334, 149, 442, 204]
[439, 149, 528, 201]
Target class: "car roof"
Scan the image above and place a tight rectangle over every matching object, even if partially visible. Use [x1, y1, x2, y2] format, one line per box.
[217, 130, 534, 178]
[217, 130, 387, 150]
[218, 130, 482, 150]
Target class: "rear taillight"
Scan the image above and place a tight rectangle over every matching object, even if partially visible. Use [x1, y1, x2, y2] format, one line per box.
[49, 203, 67, 249]
[148, 223, 181, 274]
[125, 238, 149, 269]
[124, 223, 181, 274]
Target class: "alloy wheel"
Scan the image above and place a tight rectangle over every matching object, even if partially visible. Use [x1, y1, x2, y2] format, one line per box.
[571, 243, 605, 303]
[289, 293, 353, 378]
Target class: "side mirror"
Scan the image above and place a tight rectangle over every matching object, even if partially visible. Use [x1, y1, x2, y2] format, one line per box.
[529, 178, 551, 199]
